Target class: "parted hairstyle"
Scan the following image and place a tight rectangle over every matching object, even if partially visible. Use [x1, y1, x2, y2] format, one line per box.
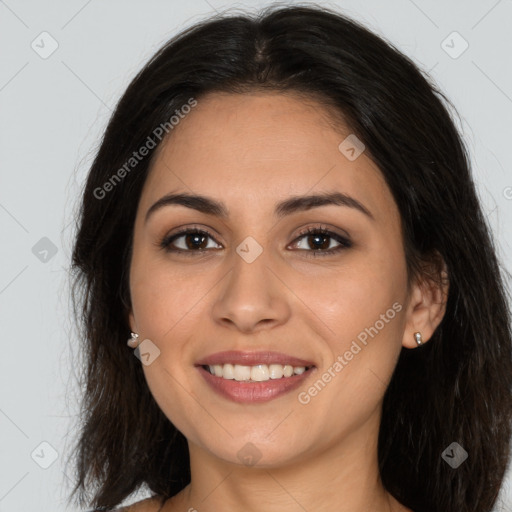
[67, 3, 512, 511]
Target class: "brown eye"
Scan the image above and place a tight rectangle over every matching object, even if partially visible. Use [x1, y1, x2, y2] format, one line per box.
[291, 227, 352, 257]
[160, 228, 221, 254]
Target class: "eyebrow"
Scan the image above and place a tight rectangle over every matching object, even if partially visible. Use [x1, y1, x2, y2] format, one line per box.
[144, 191, 374, 224]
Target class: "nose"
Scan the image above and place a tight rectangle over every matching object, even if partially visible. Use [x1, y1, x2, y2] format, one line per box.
[211, 249, 291, 334]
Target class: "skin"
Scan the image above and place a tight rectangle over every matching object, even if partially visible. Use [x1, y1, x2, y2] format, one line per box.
[128, 91, 448, 512]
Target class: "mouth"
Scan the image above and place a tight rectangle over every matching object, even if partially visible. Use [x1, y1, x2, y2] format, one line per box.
[195, 351, 317, 403]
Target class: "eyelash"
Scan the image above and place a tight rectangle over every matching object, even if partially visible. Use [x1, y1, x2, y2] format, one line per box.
[159, 225, 352, 258]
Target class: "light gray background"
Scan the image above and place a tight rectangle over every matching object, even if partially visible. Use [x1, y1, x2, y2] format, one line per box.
[1, 0, 511, 511]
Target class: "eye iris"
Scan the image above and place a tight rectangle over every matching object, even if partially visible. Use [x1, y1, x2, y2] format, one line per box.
[309, 233, 329, 250]
[186, 233, 207, 250]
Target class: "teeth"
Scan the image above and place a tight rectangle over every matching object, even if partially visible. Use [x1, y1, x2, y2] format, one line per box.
[269, 364, 283, 379]
[221, 363, 233, 379]
[251, 364, 269, 381]
[233, 364, 251, 381]
[207, 363, 310, 381]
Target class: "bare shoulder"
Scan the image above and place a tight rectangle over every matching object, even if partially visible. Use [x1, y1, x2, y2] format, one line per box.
[118, 495, 167, 512]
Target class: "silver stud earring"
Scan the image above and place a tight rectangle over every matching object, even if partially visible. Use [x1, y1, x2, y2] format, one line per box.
[414, 332, 423, 346]
[127, 332, 139, 348]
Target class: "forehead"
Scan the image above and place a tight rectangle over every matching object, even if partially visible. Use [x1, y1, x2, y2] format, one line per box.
[139, 91, 396, 222]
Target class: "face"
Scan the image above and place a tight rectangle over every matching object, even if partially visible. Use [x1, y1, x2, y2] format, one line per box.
[128, 91, 412, 468]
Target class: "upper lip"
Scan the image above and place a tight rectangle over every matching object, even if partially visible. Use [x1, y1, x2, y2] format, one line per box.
[195, 350, 315, 367]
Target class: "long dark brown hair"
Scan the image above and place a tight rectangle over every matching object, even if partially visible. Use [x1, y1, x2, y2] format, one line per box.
[66, 4, 512, 511]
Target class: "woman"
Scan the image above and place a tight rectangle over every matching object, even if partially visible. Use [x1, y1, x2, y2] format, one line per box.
[68, 4, 512, 512]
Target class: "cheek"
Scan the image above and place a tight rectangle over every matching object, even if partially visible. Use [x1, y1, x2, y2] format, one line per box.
[306, 250, 406, 342]
[129, 246, 203, 337]
[297, 246, 408, 413]
[129, 260, 204, 433]
[294, 264, 406, 439]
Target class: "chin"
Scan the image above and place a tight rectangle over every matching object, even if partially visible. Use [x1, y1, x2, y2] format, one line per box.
[198, 430, 312, 469]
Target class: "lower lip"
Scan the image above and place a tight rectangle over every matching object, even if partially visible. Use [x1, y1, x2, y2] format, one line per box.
[197, 366, 316, 403]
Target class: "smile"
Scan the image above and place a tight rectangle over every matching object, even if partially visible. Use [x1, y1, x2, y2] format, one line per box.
[197, 364, 316, 403]
[203, 363, 314, 381]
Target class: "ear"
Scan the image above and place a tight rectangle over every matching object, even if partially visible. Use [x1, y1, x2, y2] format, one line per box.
[128, 310, 137, 334]
[402, 252, 449, 349]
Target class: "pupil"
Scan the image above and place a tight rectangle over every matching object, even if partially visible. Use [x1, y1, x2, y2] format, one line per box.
[187, 233, 206, 250]
[310, 234, 328, 250]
